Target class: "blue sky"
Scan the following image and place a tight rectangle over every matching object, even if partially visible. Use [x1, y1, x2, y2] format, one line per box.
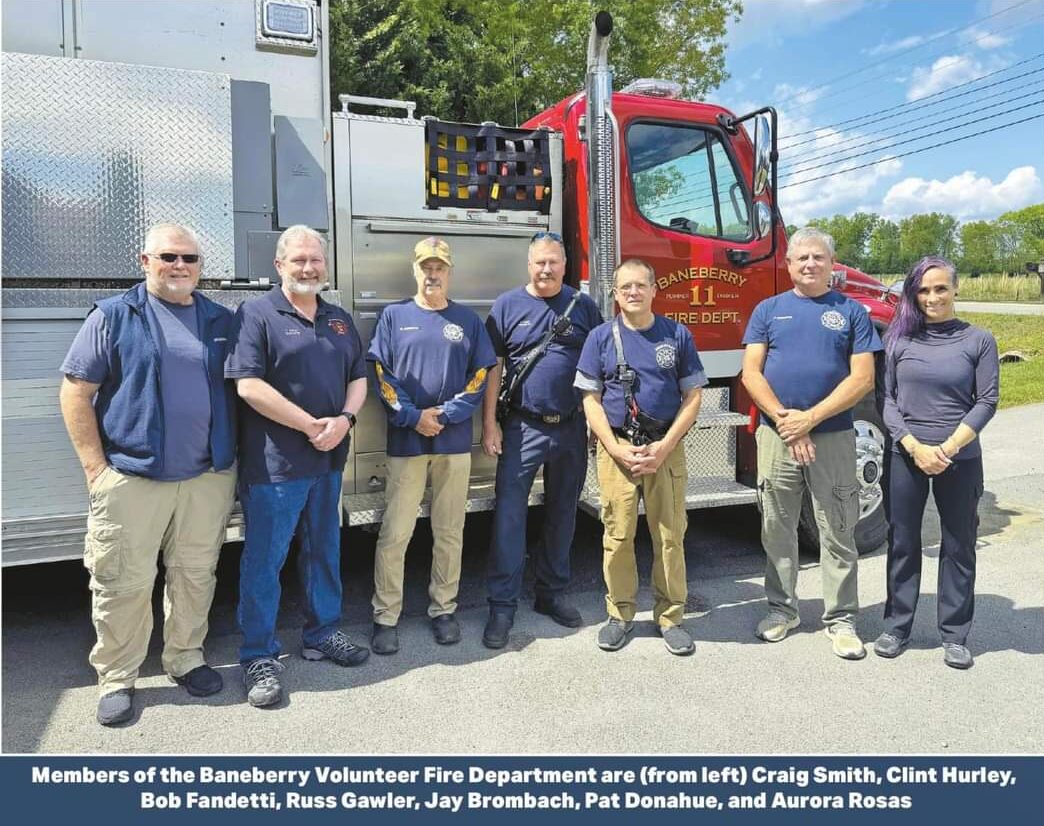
[713, 0, 1044, 225]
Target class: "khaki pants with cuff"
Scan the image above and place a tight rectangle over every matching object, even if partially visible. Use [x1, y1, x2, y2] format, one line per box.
[372, 453, 471, 626]
[85, 466, 236, 694]
[597, 436, 688, 627]
[755, 425, 860, 625]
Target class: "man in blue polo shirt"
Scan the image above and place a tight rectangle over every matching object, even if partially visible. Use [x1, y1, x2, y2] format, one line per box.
[480, 231, 602, 649]
[576, 259, 706, 656]
[226, 224, 369, 708]
[367, 237, 496, 654]
[741, 227, 881, 660]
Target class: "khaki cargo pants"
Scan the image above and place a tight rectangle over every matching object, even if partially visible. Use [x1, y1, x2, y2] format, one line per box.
[372, 453, 471, 626]
[755, 425, 860, 625]
[85, 466, 236, 694]
[596, 436, 688, 627]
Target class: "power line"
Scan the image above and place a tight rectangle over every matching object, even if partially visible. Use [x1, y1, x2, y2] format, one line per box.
[779, 55, 1044, 149]
[772, 0, 1038, 108]
[779, 113, 1044, 190]
[785, 87, 1044, 174]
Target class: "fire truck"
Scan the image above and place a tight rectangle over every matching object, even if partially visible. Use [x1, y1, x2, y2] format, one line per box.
[0, 0, 895, 566]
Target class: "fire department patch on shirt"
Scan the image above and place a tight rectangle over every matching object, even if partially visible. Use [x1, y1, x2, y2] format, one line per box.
[328, 319, 348, 336]
[655, 342, 677, 369]
[443, 323, 464, 342]
[820, 310, 847, 331]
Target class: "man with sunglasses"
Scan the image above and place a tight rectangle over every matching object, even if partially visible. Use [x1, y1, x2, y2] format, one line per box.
[576, 258, 706, 656]
[59, 223, 237, 725]
[481, 231, 602, 649]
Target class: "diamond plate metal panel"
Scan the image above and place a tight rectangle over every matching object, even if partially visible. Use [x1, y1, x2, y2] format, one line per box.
[2, 53, 234, 280]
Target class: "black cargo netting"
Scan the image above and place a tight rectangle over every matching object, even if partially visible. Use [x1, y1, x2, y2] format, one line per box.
[425, 122, 552, 213]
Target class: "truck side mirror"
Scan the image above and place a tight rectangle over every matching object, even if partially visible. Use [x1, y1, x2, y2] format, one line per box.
[752, 114, 771, 197]
[754, 202, 772, 240]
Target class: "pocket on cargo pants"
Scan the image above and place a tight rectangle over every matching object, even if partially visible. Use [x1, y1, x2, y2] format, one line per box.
[84, 468, 125, 582]
[832, 484, 859, 534]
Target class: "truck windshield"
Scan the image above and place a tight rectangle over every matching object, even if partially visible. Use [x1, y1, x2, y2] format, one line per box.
[627, 121, 751, 242]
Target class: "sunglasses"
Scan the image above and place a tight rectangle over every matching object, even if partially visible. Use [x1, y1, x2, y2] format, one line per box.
[530, 231, 563, 244]
[146, 253, 200, 264]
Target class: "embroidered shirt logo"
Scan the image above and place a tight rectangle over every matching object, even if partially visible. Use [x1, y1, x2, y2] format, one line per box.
[820, 310, 847, 331]
[284, 328, 302, 336]
[328, 319, 348, 336]
[443, 323, 464, 342]
[655, 342, 677, 369]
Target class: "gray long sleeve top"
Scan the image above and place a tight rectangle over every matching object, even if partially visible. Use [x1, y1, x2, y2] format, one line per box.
[883, 319, 999, 460]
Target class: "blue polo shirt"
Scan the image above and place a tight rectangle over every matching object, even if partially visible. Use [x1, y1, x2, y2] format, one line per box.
[368, 299, 496, 457]
[574, 315, 707, 429]
[485, 284, 602, 417]
[742, 289, 882, 433]
[225, 287, 366, 485]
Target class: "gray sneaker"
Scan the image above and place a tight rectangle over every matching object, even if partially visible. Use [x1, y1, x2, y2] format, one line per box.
[302, 630, 370, 666]
[825, 620, 867, 660]
[873, 632, 909, 659]
[755, 612, 800, 642]
[942, 642, 974, 669]
[660, 624, 695, 656]
[96, 688, 134, 726]
[597, 618, 634, 652]
[242, 658, 285, 708]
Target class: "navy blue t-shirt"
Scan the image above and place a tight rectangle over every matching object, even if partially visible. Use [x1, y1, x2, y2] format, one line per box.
[574, 315, 707, 428]
[368, 299, 497, 457]
[225, 287, 366, 485]
[61, 294, 213, 481]
[485, 284, 602, 416]
[742, 289, 882, 433]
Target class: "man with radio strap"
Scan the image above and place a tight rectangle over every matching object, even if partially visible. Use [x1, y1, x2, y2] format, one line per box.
[575, 258, 706, 656]
[481, 231, 602, 649]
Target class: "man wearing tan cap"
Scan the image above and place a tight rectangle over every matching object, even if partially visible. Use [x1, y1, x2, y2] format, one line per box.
[367, 238, 497, 653]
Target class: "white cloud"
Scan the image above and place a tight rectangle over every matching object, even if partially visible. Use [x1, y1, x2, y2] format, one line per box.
[881, 166, 1043, 220]
[906, 53, 1009, 101]
[865, 34, 929, 56]
[727, 0, 867, 51]
[961, 25, 1012, 49]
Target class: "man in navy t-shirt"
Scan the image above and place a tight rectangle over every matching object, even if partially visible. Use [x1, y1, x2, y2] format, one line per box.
[226, 225, 370, 709]
[367, 238, 496, 654]
[480, 231, 602, 649]
[741, 227, 882, 660]
[575, 259, 707, 656]
[59, 223, 237, 726]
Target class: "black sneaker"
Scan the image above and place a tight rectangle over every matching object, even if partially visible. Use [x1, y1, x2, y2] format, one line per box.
[873, 632, 909, 659]
[96, 688, 134, 726]
[534, 596, 583, 628]
[431, 613, 461, 645]
[482, 612, 513, 649]
[660, 624, 695, 656]
[242, 658, 284, 708]
[302, 630, 370, 666]
[371, 623, 399, 655]
[597, 618, 634, 652]
[942, 642, 974, 669]
[172, 664, 223, 697]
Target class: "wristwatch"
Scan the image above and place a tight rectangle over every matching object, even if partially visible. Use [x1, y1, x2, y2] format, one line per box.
[339, 411, 357, 428]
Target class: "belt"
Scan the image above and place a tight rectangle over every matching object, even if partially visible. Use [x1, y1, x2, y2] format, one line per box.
[509, 405, 579, 425]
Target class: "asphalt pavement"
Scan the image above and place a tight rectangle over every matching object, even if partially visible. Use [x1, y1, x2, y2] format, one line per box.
[957, 300, 1044, 316]
[3, 405, 1042, 755]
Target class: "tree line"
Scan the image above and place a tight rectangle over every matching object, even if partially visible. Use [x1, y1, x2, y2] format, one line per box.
[796, 204, 1044, 276]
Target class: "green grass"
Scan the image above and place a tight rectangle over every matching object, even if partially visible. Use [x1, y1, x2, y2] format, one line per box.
[956, 274, 1043, 303]
[962, 312, 1044, 408]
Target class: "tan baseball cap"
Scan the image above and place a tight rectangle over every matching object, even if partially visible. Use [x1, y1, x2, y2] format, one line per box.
[414, 236, 452, 266]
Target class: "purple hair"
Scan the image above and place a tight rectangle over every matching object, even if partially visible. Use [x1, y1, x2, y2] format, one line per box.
[885, 256, 958, 350]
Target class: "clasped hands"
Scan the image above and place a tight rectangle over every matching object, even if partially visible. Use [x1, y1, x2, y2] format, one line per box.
[611, 439, 669, 476]
[910, 441, 953, 476]
[306, 415, 351, 452]
[775, 408, 817, 466]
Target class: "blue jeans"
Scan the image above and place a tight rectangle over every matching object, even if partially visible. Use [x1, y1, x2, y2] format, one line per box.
[238, 471, 343, 663]
[486, 415, 587, 614]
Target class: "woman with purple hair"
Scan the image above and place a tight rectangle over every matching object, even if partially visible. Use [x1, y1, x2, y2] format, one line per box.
[874, 256, 999, 669]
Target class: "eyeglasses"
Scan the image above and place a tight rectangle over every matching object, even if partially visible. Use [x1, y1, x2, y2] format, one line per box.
[146, 253, 200, 264]
[530, 231, 563, 244]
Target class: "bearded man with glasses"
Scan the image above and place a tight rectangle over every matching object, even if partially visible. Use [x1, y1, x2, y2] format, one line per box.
[59, 222, 237, 726]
